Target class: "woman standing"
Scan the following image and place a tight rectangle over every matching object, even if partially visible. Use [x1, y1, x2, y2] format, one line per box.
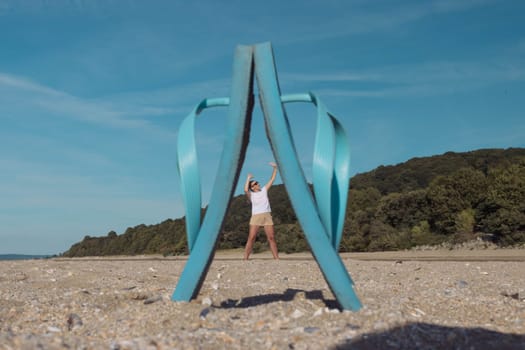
[243, 162, 279, 260]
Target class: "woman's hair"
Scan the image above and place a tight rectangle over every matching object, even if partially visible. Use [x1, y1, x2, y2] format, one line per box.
[249, 180, 257, 192]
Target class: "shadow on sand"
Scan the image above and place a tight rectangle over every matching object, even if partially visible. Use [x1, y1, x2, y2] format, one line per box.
[217, 290, 524, 349]
[334, 322, 525, 350]
[218, 288, 339, 309]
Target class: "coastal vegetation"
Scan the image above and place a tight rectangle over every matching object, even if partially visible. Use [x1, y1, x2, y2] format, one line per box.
[63, 148, 525, 257]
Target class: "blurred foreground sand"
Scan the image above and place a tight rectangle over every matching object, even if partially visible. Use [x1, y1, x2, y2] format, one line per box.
[1, 249, 524, 349]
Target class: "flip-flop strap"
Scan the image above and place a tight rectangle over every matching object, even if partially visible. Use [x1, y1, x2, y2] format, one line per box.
[281, 93, 350, 249]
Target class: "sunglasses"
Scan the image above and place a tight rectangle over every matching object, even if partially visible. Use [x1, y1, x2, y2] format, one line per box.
[250, 182, 259, 188]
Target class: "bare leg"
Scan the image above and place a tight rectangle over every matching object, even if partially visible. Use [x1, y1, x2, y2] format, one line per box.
[263, 225, 279, 260]
[244, 225, 259, 260]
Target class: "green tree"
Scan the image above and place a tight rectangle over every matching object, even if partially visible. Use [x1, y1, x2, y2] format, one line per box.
[374, 189, 429, 230]
[367, 219, 399, 251]
[452, 208, 476, 243]
[478, 161, 525, 244]
[341, 187, 381, 251]
[341, 209, 371, 252]
[410, 220, 445, 246]
[426, 170, 475, 235]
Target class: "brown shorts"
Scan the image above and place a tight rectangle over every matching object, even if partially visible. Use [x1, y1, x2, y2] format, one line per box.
[250, 212, 274, 226]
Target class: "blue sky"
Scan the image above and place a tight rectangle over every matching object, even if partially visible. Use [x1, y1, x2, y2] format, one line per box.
[1, 0, 524, 255]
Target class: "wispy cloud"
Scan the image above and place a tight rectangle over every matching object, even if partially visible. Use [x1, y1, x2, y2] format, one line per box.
[283, 72, 379, 83]
[273, 0, 497, 45]
[0, 72, 164, 129]
[286, 56, 525, 98]
[0, 73, 63, 96]
[99, 77, 233, 117]
[0, 72, 229, 137]
[0, 0, 140, 15]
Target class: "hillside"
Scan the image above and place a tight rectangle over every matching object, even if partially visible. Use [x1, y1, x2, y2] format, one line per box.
[62, 148, 525, 257]
[350, 147, 525, 194]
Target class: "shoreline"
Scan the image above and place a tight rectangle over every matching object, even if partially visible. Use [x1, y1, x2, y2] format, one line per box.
[49, 247, 525, 262]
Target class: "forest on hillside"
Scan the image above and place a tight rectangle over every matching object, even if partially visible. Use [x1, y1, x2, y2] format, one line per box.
[63, 148, 525, 257]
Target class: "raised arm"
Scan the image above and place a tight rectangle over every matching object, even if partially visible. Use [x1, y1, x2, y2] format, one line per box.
[264, 162, 278, 190]
[244, 173, 253, 199]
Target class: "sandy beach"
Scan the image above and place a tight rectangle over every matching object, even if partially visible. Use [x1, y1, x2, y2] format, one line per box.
[1, 249, 524, 349]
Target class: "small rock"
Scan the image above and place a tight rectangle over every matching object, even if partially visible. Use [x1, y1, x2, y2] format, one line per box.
[67, 313, 83, 331]
[131, 293, 148, 301]
[304, 326, 319, 333]
[293, 291, 306, 301]
[199, 307, 211, 319]
[47, 326, 61, 333]
[202, 297, 212, 306]
[413, 307, 426, 315]
[457, 280, 468, 288]
[291, 309, 304, 319]
[346, 323, 360, 330]
[144, 295, 162, 304]
[313, 308, 323, 317]
[501, 291, 525, 301]
[111, 340, 137, 350]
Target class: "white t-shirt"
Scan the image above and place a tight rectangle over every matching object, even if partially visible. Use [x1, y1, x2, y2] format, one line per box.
[250, 186, 271, 215]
